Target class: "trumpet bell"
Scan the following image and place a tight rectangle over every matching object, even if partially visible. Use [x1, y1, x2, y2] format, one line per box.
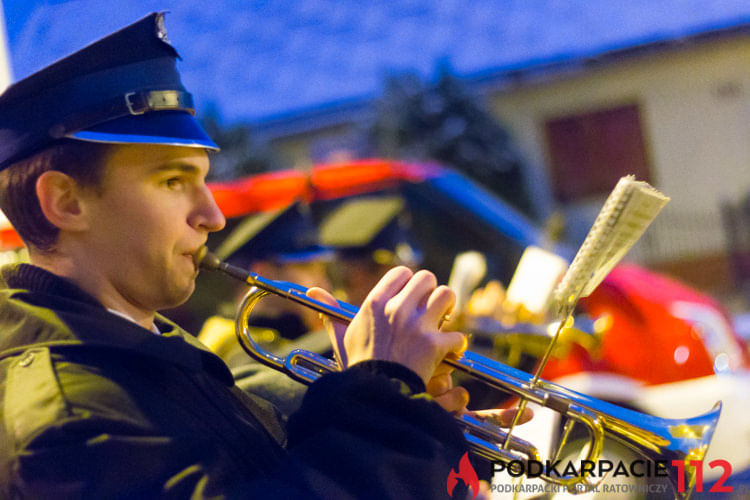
[456, 351, 721, 497]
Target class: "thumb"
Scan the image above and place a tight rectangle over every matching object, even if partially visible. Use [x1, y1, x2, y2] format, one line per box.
[306, 287, 348, 368]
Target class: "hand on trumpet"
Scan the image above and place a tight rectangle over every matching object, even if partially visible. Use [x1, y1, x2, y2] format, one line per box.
[307, 266, 464, 385]
[307, 266, 533, 425]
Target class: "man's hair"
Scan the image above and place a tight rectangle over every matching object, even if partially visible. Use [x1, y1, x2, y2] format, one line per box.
[0, 140, 112, 252]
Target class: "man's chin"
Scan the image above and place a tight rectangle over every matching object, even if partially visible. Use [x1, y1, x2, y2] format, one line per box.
[159, 280, 196, 310]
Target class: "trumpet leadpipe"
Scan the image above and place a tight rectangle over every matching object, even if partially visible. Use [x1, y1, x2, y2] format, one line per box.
[198, 246, 356, 323]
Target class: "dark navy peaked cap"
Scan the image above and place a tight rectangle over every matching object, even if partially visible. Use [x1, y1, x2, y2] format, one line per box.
[0, 12, 217, 171]
[319, 196, 423, 266]
[215, 202, 333, 267]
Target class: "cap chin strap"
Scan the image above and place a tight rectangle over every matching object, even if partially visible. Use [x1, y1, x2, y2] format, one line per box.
[49, 90, 195, 139]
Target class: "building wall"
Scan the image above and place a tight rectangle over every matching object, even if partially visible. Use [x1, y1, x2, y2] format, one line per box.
[269, 123, 370, 169]
[271, 134, 317, 169]
[488, 35, 750, 289]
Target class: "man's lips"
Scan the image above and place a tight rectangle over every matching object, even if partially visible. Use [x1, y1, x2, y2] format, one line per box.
[183, 246, 206, 271]
[191, 245, 208, 269]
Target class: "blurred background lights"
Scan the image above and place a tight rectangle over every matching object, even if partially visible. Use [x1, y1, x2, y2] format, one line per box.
[673, 345, 690, 365]
[713, 352, 730, 373]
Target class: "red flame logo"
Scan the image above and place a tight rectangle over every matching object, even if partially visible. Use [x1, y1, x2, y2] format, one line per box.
[447, 452, 479, 499]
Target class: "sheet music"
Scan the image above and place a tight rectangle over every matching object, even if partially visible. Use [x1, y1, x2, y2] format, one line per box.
[552, 175, 669, 317]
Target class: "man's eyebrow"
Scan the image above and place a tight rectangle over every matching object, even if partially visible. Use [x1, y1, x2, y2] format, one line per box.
[152, 163, 204, 175]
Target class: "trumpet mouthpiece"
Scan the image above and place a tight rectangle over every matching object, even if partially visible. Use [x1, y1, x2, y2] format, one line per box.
[195, 246, 221, 271]
[195, 246, 251, 283]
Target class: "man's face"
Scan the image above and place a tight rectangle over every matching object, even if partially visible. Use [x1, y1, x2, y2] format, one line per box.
[81, 144, 225, 312]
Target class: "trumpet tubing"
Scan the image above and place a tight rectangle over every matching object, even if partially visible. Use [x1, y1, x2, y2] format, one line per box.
[198, 248, 721, 499]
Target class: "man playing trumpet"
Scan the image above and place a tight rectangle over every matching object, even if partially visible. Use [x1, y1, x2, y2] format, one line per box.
[0, 13, 526, 498]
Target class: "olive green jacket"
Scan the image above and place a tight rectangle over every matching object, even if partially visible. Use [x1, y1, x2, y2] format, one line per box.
[0, 264, 468, 499]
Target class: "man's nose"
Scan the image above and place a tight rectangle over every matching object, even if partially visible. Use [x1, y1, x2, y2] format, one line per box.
[190, 185, 226, 232]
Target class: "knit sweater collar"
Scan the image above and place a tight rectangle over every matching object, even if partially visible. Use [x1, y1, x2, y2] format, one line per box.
[2, 263, 102, 307]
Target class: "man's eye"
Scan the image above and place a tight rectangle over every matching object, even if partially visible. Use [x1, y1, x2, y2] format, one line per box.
[164, 177, 184, 189]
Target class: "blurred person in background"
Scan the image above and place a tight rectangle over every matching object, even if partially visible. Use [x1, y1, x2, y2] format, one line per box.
[198, 202, 334, 416]
[319, 195, 423, 304]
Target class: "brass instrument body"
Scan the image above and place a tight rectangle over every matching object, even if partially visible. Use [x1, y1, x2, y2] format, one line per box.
[200, 250, 721, 499]
[464, 315, 606, 369]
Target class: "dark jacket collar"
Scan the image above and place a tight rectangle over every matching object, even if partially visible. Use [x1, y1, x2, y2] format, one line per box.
[0, 263, 234, 385]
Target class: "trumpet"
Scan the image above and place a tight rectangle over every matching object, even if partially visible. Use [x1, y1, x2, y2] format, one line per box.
[198, 248, 720, 499]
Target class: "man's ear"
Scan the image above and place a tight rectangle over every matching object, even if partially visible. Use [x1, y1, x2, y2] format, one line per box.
[35, 171, 90, 231]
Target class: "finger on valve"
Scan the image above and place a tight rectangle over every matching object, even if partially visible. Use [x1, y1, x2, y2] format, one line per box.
[385, 269, 438, 316]
[467, 407, 534, 427]
[425, 284, 456, 326]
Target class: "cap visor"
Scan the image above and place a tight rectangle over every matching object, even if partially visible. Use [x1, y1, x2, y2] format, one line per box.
[68, 111, 219, 150]
[275, 246, 335, 264]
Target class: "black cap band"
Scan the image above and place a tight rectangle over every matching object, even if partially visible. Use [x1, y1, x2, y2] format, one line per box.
[50, 90, 195, 139]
